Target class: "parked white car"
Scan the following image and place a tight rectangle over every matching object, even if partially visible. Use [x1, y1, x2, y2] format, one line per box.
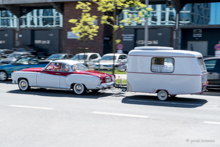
[11, 60, 115, 95]
[72, 53, 101, 68]
[94, 53, 127, 70]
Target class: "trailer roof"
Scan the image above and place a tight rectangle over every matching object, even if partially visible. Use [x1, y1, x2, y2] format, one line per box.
[134, 46, 174, 50]
[129, 49, 203, 58]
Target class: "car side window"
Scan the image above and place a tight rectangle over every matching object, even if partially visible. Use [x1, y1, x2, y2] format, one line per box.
[119, 55, 123, 59]
[61, 64, 70, 72]
[93, 54, 98, 59]
[69, 55, 73, 58]
[29, 58, 39, 64]
[64, 55, 68, 59]
[90, 54, 97, 60]
[45, 63, 62, 71]
[204, 60, 217, 71]
[151, 57, 174, 73]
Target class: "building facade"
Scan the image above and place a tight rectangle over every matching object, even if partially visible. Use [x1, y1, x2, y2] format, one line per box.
[120, 3, 220, 57]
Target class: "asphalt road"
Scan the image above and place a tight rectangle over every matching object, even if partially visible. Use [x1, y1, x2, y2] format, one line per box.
[0, 80, 220, 147]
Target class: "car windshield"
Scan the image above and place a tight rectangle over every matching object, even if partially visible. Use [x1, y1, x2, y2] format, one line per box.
[7, 54, 21, 58]
[72, 64, 88, 71]
[15, 57, 32, 64]
[72, 55, 88, 60]
[101, 55, 116, 61]
[47, 54, 64, 60]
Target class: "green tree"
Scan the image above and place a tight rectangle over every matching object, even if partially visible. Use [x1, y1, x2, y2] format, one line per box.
[69, 2, 99, 65]
[92, 0, 152, 74]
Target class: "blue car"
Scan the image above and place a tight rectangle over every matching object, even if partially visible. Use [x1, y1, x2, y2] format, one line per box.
[0, 57, 49, 81]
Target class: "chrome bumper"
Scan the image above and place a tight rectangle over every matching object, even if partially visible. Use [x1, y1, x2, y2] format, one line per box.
[12, 80, 17, 84]
[96, 82, 115, 89]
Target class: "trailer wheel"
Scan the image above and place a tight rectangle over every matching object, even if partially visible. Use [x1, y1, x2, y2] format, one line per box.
[157, 90, 168, 101]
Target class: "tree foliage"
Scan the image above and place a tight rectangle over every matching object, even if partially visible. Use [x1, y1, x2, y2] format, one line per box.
[68, 2, 99, 41]
[92, 0, 153, 44]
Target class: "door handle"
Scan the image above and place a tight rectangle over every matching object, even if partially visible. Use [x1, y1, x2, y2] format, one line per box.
[55, 73, 60, 75]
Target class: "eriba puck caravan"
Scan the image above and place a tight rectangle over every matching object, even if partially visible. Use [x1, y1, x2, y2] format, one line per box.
[126, 46, 207, 101]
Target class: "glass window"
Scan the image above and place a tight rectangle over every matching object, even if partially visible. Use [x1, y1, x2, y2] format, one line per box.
[151, 57, 174, 73]
[101, 55, 116, 61]
[198, 58, 206, 72]
[71, 64, 88, 71]
[72, 55, 88, 60]
[29, 58, 39, 64]
[47, 54, 64, 60]
[61, 64, 69, 72]
[45, 62, 62, 71]
[8, 54, 21, 58]
[16, 57, 31, 65]
[204, 59, 217, 71]
[68, 54, 73, 58]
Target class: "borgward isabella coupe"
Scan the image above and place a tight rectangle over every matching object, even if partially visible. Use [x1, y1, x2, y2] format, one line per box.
[11, 60, 115, 94]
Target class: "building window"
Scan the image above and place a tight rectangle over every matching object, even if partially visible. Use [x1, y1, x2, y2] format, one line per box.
[151, 57, 174, 73]
[0, 9, 63, 28]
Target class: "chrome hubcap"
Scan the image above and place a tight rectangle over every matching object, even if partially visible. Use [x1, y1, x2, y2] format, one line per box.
[74, 83, 84, 94]
[0, 72, 7, 81]
[19, 80, 28, 90]
[158, 91, 168, 101]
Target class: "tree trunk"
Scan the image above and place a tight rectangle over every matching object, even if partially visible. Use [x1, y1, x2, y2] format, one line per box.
[112, 7, 116, 75]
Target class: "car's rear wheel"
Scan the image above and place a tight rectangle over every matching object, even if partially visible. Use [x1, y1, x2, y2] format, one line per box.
[73, 83, 86, 95]
[18, 79, 30, 91]
[157, 90, 168, 101]
[0, 71, 8, 81]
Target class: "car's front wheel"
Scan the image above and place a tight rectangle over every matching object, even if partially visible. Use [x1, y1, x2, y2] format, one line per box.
[73, 83, 86, 95]
[18, 79, 30, 91]
[0, 71, 8, 81]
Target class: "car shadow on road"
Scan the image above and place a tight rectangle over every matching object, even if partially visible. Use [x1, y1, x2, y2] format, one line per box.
[7, 88, 117, 99]
[122, 95, 207, 108]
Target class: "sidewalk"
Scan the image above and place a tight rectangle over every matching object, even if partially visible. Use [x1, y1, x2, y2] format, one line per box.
[115, 74, 127, 80]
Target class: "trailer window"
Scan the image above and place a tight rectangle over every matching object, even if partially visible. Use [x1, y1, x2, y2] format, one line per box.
[151, 57, 174, 73]
[198, 57, 206, 73]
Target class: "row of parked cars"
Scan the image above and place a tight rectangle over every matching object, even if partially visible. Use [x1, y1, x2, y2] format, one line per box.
[0, 50, 128, 81]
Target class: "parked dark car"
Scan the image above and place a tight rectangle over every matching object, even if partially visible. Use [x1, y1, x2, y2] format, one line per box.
[46, 53, 74, 60]
[0, 49, 14, 58]
[0, 56, 49, 81]
[37, 52, 48, 60]
[204, 57, 220, 88]
[0, 52, 32, 65]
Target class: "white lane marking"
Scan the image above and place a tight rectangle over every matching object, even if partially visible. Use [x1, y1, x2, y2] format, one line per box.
[204, 121, 220, 125]
[127, 99, 204, 106]
[9, 105, 53, 110]
[93, 111, 149, 118]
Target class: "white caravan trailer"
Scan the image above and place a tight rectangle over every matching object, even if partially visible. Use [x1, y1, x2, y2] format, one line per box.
[126, 46, 207, 101]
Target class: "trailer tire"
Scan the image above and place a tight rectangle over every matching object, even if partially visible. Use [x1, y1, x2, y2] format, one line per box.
[157, 90, 168, 101]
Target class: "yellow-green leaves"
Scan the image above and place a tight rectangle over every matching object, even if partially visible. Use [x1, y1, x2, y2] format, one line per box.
[69, 2, 99, 41]
[116, 39, 121, 44]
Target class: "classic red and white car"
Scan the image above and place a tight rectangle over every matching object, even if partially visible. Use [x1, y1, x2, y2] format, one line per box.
[11, 60, 115, 94]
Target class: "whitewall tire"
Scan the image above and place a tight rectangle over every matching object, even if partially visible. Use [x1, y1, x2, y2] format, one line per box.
[18, 79, 30, 91]
[73, 83, 86, 95]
